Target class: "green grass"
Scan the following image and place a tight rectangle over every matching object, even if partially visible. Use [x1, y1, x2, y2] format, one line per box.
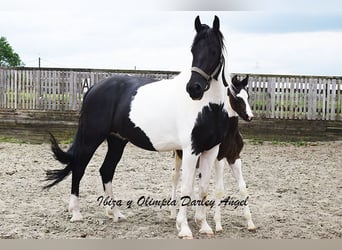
[271, 140, 308, 147]
[248, 138, 264, 145]
[0, 136, 27, 144]
[244, 132, 319, 146]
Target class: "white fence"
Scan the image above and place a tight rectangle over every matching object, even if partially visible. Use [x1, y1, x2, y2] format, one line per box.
[0, 67, 341, 121]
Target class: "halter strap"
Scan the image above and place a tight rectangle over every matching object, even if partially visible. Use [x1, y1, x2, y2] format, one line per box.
[191, 55, 224, 91]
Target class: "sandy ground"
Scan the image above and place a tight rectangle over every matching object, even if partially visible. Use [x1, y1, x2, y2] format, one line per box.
[0, 139, 341, 239]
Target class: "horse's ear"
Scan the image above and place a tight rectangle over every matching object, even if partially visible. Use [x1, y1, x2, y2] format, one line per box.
[242, 75, 249, 87]
[195, 16, 202, 33]
[213, 15, 220, 32]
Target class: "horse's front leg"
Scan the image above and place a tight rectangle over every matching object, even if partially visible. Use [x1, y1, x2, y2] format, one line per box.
[176, 148, 198, 239]
[195, 145, 220, 236]
[230, 158, 256, 231]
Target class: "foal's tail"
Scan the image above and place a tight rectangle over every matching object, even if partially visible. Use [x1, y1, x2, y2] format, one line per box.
[43, 132, 79, 189]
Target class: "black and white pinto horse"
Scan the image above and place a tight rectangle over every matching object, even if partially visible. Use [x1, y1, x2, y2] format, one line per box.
[170, 75, 256, 234]
[45, 16, 235, 239]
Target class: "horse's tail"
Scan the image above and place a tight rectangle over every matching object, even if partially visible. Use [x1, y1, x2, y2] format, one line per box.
[43, 131, 80, 189]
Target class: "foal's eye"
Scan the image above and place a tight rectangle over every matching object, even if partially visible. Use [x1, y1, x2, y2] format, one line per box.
[237, 97, 244, 104]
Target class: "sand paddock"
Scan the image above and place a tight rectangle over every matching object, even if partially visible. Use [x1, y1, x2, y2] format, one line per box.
[0, 140, 341, 239]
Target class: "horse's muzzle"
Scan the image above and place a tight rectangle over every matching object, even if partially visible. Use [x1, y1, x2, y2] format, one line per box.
[186, 81, 204, 100]
[245, 114, 254, 122]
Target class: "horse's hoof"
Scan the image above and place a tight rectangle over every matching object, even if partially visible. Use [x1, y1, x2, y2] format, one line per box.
[199, 223, 214, 236]
[178, 227, 193, 239]
[200, 229, 214, 237]
[247, 222, 256, 232]
[215, 227, 223, 233]
[116, 215, 127, 222]
[105, 209, 114, 218]
[179, 235, 194, 240]
[70, 214, 83, 222]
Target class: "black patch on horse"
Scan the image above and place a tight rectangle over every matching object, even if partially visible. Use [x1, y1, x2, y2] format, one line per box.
[191, 103, 228, 155]
[81, 75, 159, 151]
[217, 117, 244, 164]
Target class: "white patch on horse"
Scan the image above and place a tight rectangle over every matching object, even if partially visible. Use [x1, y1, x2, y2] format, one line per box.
[129, 70, 226, 152]
[237, 89, 254, 119]
[68, 194, 83, 222]
[103, 182, 126, 222]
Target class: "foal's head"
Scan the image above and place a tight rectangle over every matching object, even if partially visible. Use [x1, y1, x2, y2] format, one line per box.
[186, 16, 224, 100]
[228, 75, 254, 122]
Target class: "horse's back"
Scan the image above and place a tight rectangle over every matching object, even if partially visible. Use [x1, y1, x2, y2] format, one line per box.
[79, 75, 158, 141]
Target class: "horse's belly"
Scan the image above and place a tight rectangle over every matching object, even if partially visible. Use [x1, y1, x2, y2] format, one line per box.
[129, 80, 183, 151]
[147, 130, 181, 151]
[129, 119, 181, 151]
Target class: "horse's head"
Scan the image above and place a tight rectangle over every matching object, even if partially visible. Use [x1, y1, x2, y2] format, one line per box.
[228, 75, 254, 122]
[186, 16, 224, 100]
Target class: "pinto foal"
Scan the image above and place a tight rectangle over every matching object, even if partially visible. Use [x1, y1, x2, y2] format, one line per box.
[171, 75, 256, 233]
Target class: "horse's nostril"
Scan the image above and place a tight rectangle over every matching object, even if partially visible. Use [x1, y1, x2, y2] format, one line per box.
[193, 83, 201, 91]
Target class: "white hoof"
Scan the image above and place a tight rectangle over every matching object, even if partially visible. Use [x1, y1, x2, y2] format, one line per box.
[215, 224, 223, 233]
[199, 226, 214, 236]
[196, 218, 214, 236]
[105, 207, 114, 218]
[247, 222, 256, 232]
[178, 228, 193, 239]
[105, 207, 126, 222]
[70, 212, 83, 222]
[113, 211, 127, 222]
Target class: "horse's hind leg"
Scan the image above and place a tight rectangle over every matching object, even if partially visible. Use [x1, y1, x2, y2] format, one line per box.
[230, 158, 256, 231]
[170, 150, 182, 219]
[69, 142, 103, 222]
[99, 135, 128, 222]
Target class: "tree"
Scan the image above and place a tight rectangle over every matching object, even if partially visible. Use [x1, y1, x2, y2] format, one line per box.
[0, 36, 24, 67]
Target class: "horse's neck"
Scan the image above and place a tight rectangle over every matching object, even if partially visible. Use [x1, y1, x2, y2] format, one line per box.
[226, 95, 238, 118]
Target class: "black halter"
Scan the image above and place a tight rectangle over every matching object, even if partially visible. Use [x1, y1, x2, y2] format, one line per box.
[191, 55, 228, 92]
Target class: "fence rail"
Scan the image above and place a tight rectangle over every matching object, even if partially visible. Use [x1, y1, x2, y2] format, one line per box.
[0, 67, 341, 121]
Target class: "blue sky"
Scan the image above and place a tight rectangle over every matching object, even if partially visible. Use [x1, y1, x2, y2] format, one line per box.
[1, 0, 342, 76]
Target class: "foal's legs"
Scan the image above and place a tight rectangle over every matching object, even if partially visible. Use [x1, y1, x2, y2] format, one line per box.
[99, 135, 128, 222]
[230, 158, 256, 231]
[213, 159, 225, 232]
[176, 147, 199, 239]
[170, 151, 182, 219]
[195, 145, 220, 235]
